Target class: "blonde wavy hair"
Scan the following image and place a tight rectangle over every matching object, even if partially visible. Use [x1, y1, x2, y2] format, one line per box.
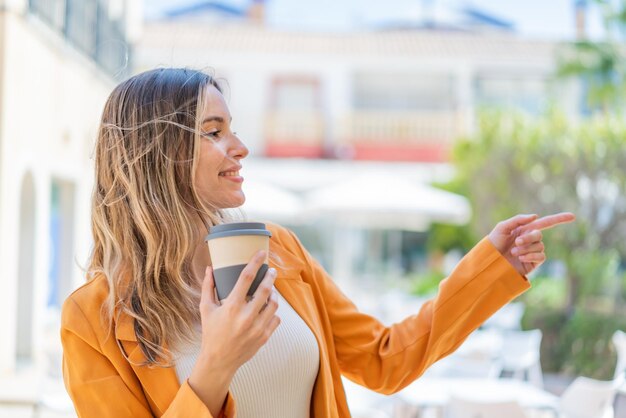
[88, 68, 240, 366]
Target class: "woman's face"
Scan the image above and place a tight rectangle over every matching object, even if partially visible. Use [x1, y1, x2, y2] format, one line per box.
[194, 85, 249, 209]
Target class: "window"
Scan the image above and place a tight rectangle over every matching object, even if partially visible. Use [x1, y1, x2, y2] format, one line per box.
[271, 77, 320, 111]
[353, 72, 455, 111]
[476, 74, 547, 114]
[265, 76, 325, 157]
[28, 0, 129, 79]
[29, 0, 65, 31]
[65, 0, 98, 57]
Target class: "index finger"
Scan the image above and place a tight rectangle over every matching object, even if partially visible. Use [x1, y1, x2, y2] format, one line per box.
[520, 212, 576, 233]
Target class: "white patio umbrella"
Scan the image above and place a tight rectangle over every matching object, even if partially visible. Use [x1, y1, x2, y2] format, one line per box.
[238, 178, 304, 224]
[304, 173, 471, 231]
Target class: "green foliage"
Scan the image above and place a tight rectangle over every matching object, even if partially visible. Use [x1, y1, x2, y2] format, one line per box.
[556, 0, 626, 110]
[426, 222, 476, 254]
[569, 249, 621, 302]
[521, 275, 567, 310]
[557, 41, 626, 108]
[524, 307, 626, 379]
[451, 109, 626, 311]
[408, 271, 446, 297]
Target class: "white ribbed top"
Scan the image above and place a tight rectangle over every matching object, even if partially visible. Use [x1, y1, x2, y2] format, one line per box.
[173, 288, 320, 418]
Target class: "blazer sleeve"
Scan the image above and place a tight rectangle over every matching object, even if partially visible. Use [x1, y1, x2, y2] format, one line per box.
[284, 228, 531, 395]
[61, 296, 236, 418]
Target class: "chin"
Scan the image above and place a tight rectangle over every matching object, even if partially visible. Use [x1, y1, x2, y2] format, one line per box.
[219, 194, 246, 209]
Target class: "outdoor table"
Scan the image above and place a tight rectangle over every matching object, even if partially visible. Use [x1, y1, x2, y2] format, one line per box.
[397, 377, 559, 418]
[615, 383, 626, 418]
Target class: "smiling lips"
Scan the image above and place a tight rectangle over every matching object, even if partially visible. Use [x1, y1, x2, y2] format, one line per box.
[218, 167, 243, 183]
[219, 170, 239, 177]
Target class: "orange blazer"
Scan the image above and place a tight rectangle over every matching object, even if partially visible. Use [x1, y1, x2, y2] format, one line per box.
[61, 223, 530, 417]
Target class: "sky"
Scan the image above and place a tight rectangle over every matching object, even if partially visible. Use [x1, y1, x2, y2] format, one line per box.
[143, 0, 606, 40]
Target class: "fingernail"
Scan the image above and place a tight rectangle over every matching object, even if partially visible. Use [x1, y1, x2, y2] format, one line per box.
[258, 250, 267, 259]
[516, 237, 523, 245]
[269, 268, 277, 277]
[511, 248, 518, 255]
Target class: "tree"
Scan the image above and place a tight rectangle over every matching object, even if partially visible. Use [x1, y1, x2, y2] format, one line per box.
[557, 0, 626, 111]
[452, 109, 626, 314]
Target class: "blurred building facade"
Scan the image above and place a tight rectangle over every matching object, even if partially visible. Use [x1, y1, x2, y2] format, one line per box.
[136, 1, 578, 166]
[0, 0, 141, 375]
[134, 1, 579, 284]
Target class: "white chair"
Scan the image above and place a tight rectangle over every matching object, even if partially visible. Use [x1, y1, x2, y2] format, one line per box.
[341, 377, 393, 418]
[0, 369, 41, 417]
[613, 330, 626, 380]
[379, 289, 426, 326]
[499, 329, 544, 388]
[559, 376, 622, 418]
[445, 396, 529, 418]
[424, 330, 503, 379]
[482, 302, 525, 331]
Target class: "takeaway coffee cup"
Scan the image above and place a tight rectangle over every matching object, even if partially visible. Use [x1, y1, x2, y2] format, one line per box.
[205, 222, 272, 301]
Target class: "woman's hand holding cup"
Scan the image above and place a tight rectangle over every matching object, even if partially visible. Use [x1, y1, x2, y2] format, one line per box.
[199, 249, 279, 372]
[188, 250, 280, 416]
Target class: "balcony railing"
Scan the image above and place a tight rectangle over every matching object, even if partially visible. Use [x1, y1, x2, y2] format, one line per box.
[341, 110, 460, 144]
[28, 0, 129, 79]
[264, 109, 462, 161]
[335, 110, 461, 162]
[264, 110, 326, 158]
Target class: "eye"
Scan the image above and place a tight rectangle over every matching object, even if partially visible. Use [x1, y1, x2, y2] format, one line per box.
[202, 130, 222, 139]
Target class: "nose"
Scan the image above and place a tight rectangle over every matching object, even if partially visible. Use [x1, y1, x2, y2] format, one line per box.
[228, 133, 249, 160]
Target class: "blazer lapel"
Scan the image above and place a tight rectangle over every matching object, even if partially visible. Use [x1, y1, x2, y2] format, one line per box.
[270, 242, 336, 418]
[268, 240, 318, 334]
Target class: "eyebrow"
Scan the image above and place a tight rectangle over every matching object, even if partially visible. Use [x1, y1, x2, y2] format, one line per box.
[201, 116, 232, 124]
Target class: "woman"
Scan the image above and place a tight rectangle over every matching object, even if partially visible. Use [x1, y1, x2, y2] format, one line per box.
[61, 67, 575, 418]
